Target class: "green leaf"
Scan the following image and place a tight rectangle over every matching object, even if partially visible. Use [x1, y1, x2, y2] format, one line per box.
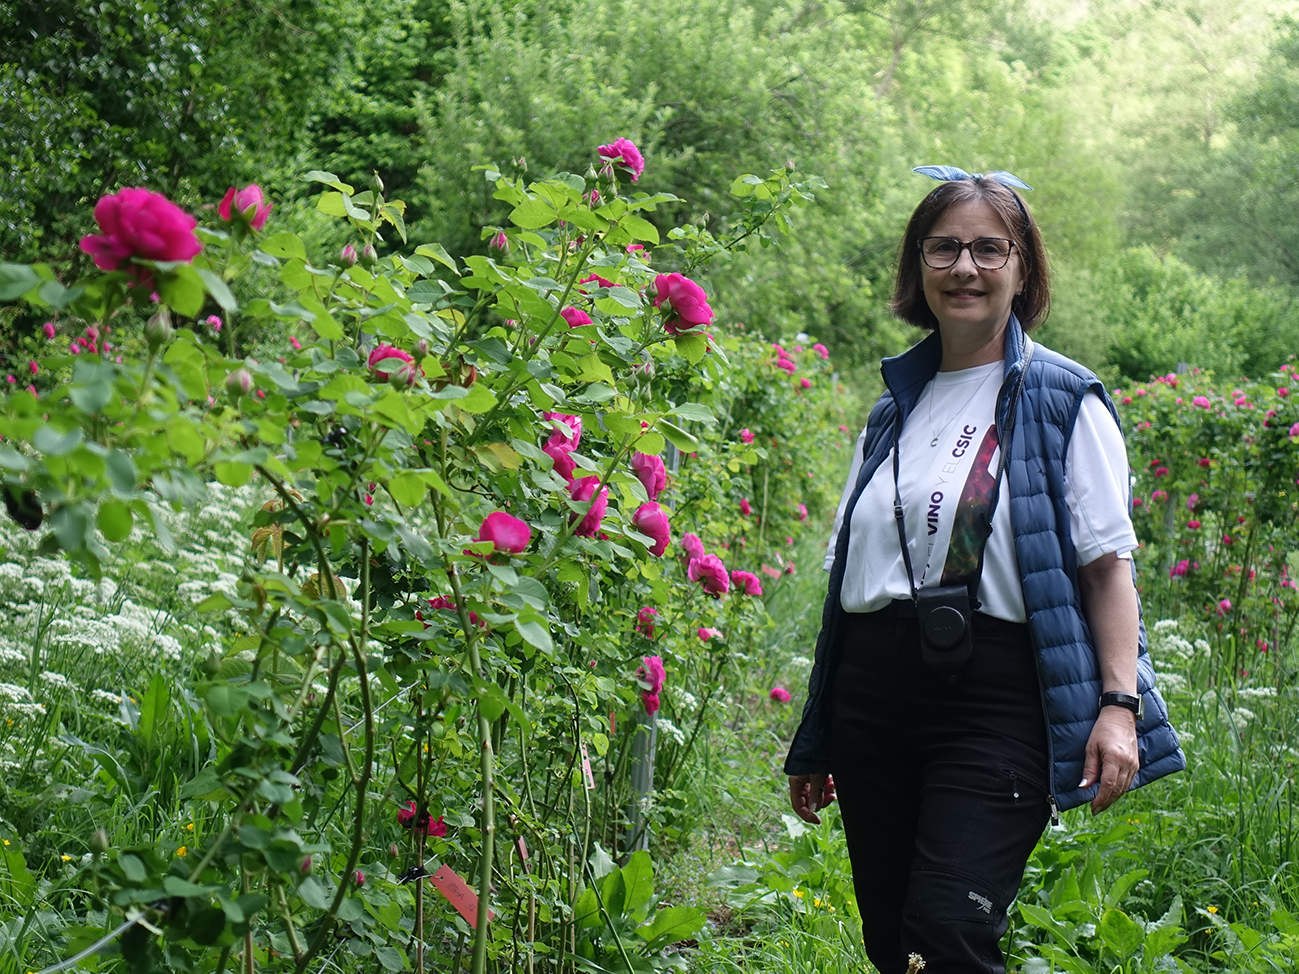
[509, 198, 559, 229]
[670, 402, 716, 423]
[159, 263, 206, 317]
[1143, 896, 1186, 959]
[163, 876, 212, 898]
[621, 215, 660, 243]
[215, 462, 253, 487]
[119, 853, 148, 883]
[70, 381, 113, 415]
[259, 232, 307, 261]
[388, 472, 427, 507]
[621, 851, 654, 924]
[197, 269, 238, 312]
[179, 768, 225, 800]
[1098, 907, 1144, 956]
[97, 500, 134, 542]
[514, 618, 554, 654]
[656, 420, 699, 452]
[196, 593, 234, 613]
[205, 684, 249, 718]
[0, 263, 40, 302]
[414, 243, 458, 272]
[105, 450, 138, 493]
[33, 425, 83, 456]
[302, 171, 355, 193]
[674, 333, 708, 365]
[297, 876, 330, 909]
[316, 192, 348, 217]
[456, 383, 497, 414]
[636, 905, 705, 945]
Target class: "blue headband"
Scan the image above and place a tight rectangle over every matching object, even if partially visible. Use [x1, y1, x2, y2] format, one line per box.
[913, 165, 1033, 191]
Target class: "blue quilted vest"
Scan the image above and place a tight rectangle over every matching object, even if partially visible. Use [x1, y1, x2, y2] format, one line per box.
[784, 316, 1185, 813]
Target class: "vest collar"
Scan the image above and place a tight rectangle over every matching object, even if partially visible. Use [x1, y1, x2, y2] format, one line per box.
[880, 314, 1030, 420]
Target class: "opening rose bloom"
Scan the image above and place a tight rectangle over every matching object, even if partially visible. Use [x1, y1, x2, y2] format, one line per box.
[79, 187, 202, 271]
[544, 413, 583, 452]
[812, 343, 829, 359]
[368, 344, 414, 381]
[218, 184, 273, 231]
[739, 428, 755, 444]
[652, 273, 714, 335]
[770, 686, 792, 703]
[597, 137, 645, 181]
[631, 502, 671, 556]
[636, 606, 659, 638]
[681, 533, 705, 561]
[631, 452, 667, 501]
[731, 570, 763, 596]
[688, 553, 730, 596]
[475, 511, 532, 554]
[697, 627, 722, 641]
[561, 306, 592, 328]
[570, 476, 609, 537]
[739, 498, 752, 516]
[545, 442, 577, 480]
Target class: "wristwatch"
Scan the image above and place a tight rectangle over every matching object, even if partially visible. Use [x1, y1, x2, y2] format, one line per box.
[1099, 690, 1144, 720]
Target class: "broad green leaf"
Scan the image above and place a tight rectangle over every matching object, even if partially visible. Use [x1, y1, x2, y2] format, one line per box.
[656, 420, 699, 452]
[674, 333, 708, 365]
[97, 500, 134, 542]
[388, 472, 427, 507]
[215, 462, 253, 487]
[636, 905, 705, 945]
[621, 851, 654, 924]
[159, 263, 206, 317]
[316, 192, 348, 217]
[33, 425, 82, 456]
[0, 263, 40, 302]
[415, 243, 458, 272]
[260, 232, 307, 260]
[456, 382, 497, 413]
[671, 402, 716, 423]
[1098, 907, 1144, 956]
[198, 268, 238, 312]
[621, 215, 660, 243]
[514, 618, 554, 654]
[205, 684, 249, 718]
[302, 170, 354, 193]
[509, 198, 559, 229]
[179, 768, 225, 799]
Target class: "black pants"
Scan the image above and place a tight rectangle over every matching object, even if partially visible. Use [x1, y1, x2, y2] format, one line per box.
[829, 606, 1051, 974]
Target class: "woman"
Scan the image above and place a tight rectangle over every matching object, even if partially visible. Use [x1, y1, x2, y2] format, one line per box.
[784, 168, 1183, 974]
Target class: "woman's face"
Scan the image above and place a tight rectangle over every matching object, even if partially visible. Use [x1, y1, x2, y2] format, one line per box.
[920, 199, 1024, 353]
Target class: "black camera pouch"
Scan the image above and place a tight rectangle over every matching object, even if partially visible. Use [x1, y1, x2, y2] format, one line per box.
[917, 583, 975, 685]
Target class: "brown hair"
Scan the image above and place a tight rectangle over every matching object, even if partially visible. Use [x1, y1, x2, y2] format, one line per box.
[890, 178, 1051, 331]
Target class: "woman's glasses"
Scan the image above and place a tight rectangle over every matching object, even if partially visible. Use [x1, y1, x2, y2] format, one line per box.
[919, 236, 1015, 270]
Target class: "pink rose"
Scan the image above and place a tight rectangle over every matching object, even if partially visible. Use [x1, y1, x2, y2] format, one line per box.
[1169, 560, 1189, 578]
[79, 187, 202, 270]
[1187, 493, 1199, 511]
[641, 692, 660, 715]
[1290, 422, 1299, 438]
[812, 343, 829, 360]
[636, 606, 658, 638]
[769, 687, 792, 703]
[1217, 598, 1232, 616]
[688, 553, 730, 596]
[42, 322, 55, 340]
[775, 358, 796, 374]
[1280, 387, 1290, 397]
[796, 503, 808, 521]
[218, 184, 272, 231]
[739, 498, 751, 516]
[1132, 497, 1143, 507]
[1152, 490, 1167, 501]
[544, 412, 583, 452]
[682, 533, 705, 561]
[631, 502, 671, 556]
[489, 231, 509, 257]
[544, 442, 577, 480]
[570, 476, 608, 537]
[631, 452, 667, 500]
[1154, 467, 1169, 478]
[800, 377, 812, 389]
[731, 570, 763, 596]
[637, 655, 666, 694]
[579, 273, 616, 291]
[561, 306, 592, 328]
[627, 243, 645, 255]
[28, 361, 37, 376]
[476, 511, 532, 554]
[368, 344, 414, 381]
[697, 626, 722, 641]
[1187, 519, 1201, 530]
[652, 273, 714, 334]
[596, 137, 645, 181]
[739, 428, 754, 443]
[1192, 395, 1211, 409]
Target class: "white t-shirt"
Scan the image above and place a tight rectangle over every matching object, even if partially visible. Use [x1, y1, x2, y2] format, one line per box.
[825, 363, 1137, 623]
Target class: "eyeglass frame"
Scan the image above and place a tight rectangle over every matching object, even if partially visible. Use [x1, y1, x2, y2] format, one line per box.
[918, 236, 1016, 271]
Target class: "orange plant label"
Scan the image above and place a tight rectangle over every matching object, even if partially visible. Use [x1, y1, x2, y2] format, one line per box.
[430, 865, 495, 928]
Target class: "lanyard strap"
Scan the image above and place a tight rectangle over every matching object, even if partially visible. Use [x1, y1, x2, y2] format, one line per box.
[892, 339, 1035, 604]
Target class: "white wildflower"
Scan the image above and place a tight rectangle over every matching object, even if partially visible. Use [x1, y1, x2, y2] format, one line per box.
[1238, 686, 1277, 699]
[1153, 619, 1179, 633]
[1155, 672, 1187, 694]
[1231, 707, 1256, 724]
[40, 671, 76, 691]
[656, 717, 687, 746]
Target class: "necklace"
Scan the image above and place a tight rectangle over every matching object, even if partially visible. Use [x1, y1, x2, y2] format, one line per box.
[925, 367, 999, 448]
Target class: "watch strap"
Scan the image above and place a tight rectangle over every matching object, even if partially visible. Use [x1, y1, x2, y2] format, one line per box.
[1099, 690, 1144, 719]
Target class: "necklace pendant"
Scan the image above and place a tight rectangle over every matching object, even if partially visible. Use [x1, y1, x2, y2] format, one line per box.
[930, 436, 939, 448]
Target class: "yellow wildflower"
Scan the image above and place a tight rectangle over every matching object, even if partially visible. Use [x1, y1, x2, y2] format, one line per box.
[177, 846, 188, 857]
[1207, 905, 1218, 914]
[61, 855, 72, 861]
[792, 888, 805, 898]
[186, 823, 194, 831]
[2, 839, 9, 846]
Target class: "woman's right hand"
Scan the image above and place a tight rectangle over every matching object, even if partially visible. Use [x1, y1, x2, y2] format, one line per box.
[788, 773, 837, 825]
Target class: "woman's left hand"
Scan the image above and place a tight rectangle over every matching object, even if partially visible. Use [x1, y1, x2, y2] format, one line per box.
[1078, 707, 1139, 814]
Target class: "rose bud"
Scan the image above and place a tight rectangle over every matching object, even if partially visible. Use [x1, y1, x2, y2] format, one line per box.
[341, 244, 358, 267]
[370, 172, 385, 194]
[360, 244, 378, 267]
[413, 338, 431, 361]
[489, 231, 510, 257]
[226, 368, 254, 396]
[145, 308, 173, 350]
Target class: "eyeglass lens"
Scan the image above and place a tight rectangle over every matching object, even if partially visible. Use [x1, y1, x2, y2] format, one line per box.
[921, 237, 1013, 270]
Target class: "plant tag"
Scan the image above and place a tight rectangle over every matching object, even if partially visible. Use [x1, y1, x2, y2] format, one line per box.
[430, 865, 495, 927]
[517, 836, 529, 861]
[580, 743, 595, 790]
[609, 711, 616, 735]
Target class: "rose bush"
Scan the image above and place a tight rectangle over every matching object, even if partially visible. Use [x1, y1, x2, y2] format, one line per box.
[0, 149, 846, 974]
